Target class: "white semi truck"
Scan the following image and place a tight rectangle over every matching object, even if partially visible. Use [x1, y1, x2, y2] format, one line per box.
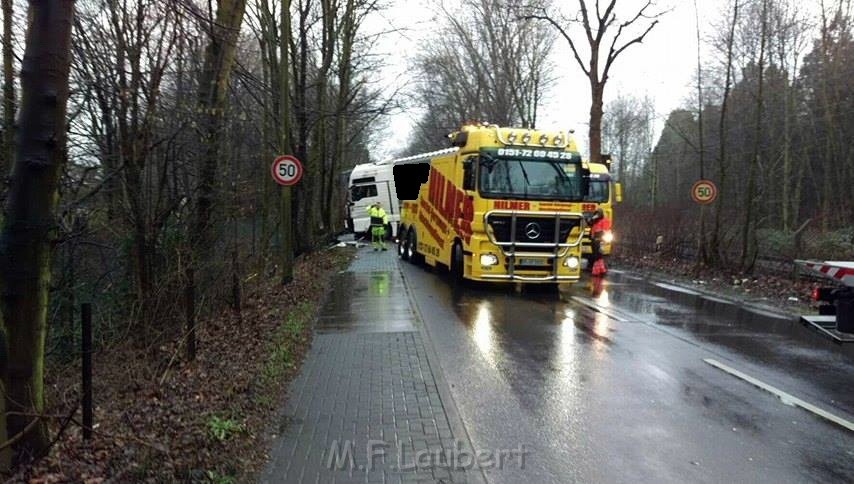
[346, 148, 456, 239]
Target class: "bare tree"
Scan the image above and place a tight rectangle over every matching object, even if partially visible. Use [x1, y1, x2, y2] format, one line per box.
[772, 1, 809, 231]
[739, 0, 769, 270]
[710, 0, 739, 263]
[693, 0, 709, 264]
[1, 0, 12, 184]
[602, 93, 652, 192]
[71, 0, 185, 323]
[409, 0, 555, 152]
[522, 0, 663, 163]
[0, 0, 74, 461]
[0, 3, 17, 421]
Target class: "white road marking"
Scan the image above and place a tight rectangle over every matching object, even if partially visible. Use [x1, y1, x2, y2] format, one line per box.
[570, 296, 627, 322]
[703, 358, 854, 432]
[654, 282, 703, 296]
[653, 282, 792, 321]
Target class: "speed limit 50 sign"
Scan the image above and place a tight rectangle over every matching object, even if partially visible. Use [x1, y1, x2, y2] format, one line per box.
[271, 155, 304, 186]
[691, 179, 717, 205]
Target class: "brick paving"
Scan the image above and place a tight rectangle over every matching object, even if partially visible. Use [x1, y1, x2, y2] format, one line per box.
[261, 248, 481, 483]
[345, 246, 401, 273]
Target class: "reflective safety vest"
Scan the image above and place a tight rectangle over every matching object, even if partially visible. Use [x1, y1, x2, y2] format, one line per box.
[591, 217, 612, 235]
[367, 206, 389, 227]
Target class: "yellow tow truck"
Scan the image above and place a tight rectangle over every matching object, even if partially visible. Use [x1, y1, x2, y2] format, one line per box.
[398, 124, 597, 284]
[580, 157, 622, 265]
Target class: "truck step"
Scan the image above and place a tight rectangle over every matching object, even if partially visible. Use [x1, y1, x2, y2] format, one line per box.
[800, 315, 854, 343]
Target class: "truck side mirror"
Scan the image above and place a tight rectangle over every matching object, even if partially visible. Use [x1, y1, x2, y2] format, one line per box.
[581, 166, 591, 197]
[463, 158, 476, 191]
[615, 182, 623, 203]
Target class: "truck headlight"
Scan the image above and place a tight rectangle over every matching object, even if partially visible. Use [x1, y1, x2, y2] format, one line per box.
[602, 231, 614, 243]
[564, 256, 580, 269]
[480, 254, 499, 266]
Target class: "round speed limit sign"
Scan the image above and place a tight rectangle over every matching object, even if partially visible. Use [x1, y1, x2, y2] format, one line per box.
[691, 179, 718, 205]
[271, 155, 304, 186]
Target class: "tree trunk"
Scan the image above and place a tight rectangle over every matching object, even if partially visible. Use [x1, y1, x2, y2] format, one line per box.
[292, 0, 310, 254]
[329, 0, 355, 238]
[190, 0, 247, 358]
[194, 0, 248, 261]
[1, 0, 13, 183]
[589, 82, 604, 164]
[258, 33, 272, 262]
[650, 152, 658, 207]
[133, 224, 154, 329]
[740, 0, 768, 270]
[0, 317, 9, 470]
[712, 0, 739, 264]
[0, 0, 74, 460]
[308, 0, 337, 244]
[781, 79, 791, 231]
[793, 144, 805, 228]
[279, 0, 294, 284]
[694, 0, 707, 265]
[257, 0, 279, 264]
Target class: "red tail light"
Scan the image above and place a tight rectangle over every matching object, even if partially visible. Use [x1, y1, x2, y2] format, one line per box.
[813, 287, 836, 302]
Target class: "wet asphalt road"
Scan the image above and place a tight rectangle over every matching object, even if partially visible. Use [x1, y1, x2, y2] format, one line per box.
[398, 262, 854, 483]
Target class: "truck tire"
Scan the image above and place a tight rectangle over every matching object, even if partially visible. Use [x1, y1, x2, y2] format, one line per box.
[451, 242, 464, 281]
[398, 226, 410, 261]
[838, 296, 854, 333]
[408, 230, 424, 265]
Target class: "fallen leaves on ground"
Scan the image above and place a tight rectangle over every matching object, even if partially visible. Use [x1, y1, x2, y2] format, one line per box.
[9, 248, 355, 483]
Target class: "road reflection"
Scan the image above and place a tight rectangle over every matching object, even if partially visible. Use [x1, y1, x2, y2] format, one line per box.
[417, 268, 854, 482]
[472, 301, 497, 368]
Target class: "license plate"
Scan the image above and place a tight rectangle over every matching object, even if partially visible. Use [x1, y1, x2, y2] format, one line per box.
[518, 258, 548, 266]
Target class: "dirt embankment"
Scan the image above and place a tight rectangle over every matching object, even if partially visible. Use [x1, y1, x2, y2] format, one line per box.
[10, 248, 355, 483]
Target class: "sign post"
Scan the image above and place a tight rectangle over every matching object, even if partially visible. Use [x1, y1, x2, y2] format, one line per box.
[691, 179, 717, 205]
[271, 155, 304, 186]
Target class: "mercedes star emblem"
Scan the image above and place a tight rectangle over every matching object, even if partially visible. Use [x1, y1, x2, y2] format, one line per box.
[525, 222, 542, 240]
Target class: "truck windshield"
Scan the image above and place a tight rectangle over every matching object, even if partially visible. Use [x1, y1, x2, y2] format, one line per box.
[350, 184, 377, 202]
[478, 155, 584, 201]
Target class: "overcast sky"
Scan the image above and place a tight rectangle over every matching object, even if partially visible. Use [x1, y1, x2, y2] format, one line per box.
[362, 0, 741, 160]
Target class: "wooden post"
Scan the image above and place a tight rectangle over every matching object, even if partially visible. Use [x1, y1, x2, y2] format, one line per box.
[81, 303, 92, 440]
[231, 249, 242, 315]
[185, 267, 196, 361]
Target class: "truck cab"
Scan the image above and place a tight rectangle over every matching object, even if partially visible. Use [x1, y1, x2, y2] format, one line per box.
[347, 162, 399, 238]
[398, 124, 591, 284]
[580, 162, 619, 261]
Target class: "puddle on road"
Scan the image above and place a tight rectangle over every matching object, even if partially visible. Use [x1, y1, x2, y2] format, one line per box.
[316, 271, 416, 333]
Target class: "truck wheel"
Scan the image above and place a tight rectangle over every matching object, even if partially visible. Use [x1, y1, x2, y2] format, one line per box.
[398, 227, 410, 261]
[408, 230, 423, 265]
[451, 242, 464, 281]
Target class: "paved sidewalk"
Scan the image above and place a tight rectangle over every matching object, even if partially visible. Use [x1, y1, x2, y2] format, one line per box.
[261, 248, 482, 483]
